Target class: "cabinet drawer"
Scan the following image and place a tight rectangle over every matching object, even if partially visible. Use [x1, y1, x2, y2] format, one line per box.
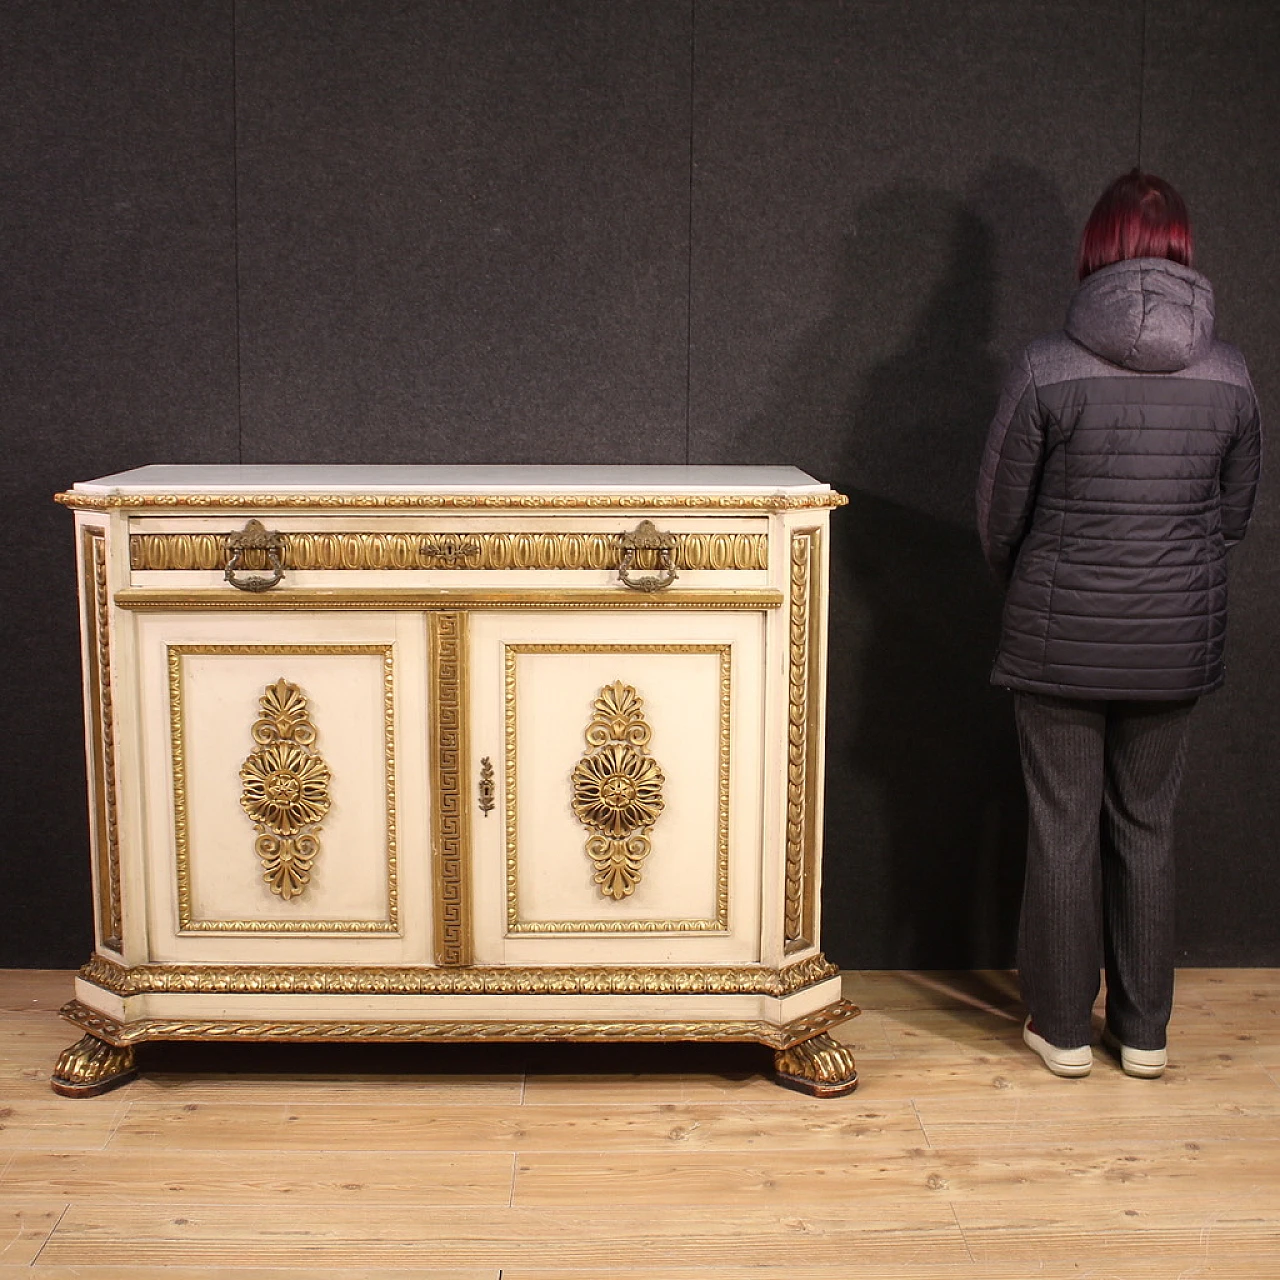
[125, 514, 773, 593]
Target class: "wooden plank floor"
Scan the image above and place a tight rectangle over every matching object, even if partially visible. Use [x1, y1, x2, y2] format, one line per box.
[2, 969, 1279, 1278]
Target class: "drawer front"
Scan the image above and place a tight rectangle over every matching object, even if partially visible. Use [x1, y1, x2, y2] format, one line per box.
[125, 514, 773, 593]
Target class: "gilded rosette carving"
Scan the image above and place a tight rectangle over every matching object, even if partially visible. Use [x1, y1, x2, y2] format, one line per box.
[571, 682, 665, 899]
[240, 679, 331, 899]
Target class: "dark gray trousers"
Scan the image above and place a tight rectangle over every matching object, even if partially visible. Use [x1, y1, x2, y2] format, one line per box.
[1013, 692, 1196, 1051]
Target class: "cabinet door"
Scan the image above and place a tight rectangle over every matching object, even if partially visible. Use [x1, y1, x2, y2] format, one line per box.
[133, 610, 430, 963]
[469, 609, 765, 965]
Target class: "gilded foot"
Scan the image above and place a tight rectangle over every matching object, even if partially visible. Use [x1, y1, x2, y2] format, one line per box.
[51, 1033, 137, 1098]
[774, 1032, 858, 1097]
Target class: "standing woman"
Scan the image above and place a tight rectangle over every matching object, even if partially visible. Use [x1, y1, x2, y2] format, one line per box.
[977, 170, 1261, 1078]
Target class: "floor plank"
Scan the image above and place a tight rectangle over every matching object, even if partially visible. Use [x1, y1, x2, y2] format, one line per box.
[0, 1204, 67, 1268]
[35, 1204, 970, 1268]
[0, 1269, 497, 1280]
[0, 1148, 515, 1206]
[506, 1268, 1280, 1280]
[108, 1098, 923, 1153]
[956, 1196, 1280, 1263]
[511, 1138, 1280, 1206]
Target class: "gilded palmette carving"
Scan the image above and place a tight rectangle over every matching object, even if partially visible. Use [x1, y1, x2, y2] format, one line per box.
[78, 952, 841, 997]
[171, 645, 398, 933]
[82, 526, 123, 951]
[239, 680, 332, 900]
[429, 613, 473, 965]
[130, 530, 770, 573]
[572, 682, 666, 899]
[784, 529, 822, 952]
[60, 998, 860, 1050]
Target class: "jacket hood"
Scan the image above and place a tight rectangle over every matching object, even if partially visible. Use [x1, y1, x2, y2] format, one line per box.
[1064, 258, 1215, 372]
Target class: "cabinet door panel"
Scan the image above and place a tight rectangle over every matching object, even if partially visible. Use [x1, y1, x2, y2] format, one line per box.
[134, 611, 430, 962]
[470, 610, 765, 965]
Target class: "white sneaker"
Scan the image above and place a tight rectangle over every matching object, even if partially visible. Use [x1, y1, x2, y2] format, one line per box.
[1102, 1027, 1167, 1078]
[1022, 1017, 1092, 1077]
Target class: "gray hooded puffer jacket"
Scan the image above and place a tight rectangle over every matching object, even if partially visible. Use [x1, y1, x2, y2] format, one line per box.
[977, 257, 1261, 700]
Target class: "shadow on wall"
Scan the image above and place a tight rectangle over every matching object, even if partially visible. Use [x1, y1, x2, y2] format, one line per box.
[743, 163, 1074, 967]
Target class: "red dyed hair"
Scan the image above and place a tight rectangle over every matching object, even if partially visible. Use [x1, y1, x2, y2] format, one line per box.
[1077, 169, 1194, 280]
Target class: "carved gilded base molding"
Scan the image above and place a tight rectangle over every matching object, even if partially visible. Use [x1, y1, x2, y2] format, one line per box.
[773, 1032, 859, 1097]
[58, 997, 858, 1055]
[50, 1033, 138, 1098]
[78, 952, 839, 998]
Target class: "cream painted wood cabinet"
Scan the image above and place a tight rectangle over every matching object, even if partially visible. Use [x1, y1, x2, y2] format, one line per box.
[54, 466, 858, 1096]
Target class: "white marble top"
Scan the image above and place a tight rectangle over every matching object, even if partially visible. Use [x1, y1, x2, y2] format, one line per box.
[74, 465, 830, 496]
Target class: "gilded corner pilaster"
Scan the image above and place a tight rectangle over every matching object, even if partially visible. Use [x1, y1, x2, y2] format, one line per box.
[82, 525, 123, 952]
[784, 527, 823, 952]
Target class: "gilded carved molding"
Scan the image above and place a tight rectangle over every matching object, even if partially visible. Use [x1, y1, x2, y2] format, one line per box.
[571, 682, 665, 900]
[429, 612, 473, 965]
[78, 952, 840, 998]
[239, 680, 331, 900]
[116, 588, 783, 612]
[130, 530, 769, 573]
[60, 997, 859, 1051]
[81, 525, 123, 951]
[170, 645, 399, 933]
[59, 490, 848, 512]
[506, 645, 731, 934]
[784, 529, 823, 952]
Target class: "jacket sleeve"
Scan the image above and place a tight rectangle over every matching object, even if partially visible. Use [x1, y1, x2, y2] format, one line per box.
[976, 346, 1047, 586]
[1220, 381, 1262, 548]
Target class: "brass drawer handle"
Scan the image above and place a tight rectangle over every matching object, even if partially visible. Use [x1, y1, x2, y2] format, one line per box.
[224, 519, 285, 592]
[618, 520, 678, 592]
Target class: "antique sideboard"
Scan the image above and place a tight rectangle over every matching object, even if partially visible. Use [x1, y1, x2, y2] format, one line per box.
[53, 465, 858, 1096]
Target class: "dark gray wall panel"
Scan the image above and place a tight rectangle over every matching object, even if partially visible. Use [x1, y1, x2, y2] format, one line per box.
[0, 2, 237, 965]
[1143, 3, 1280, 964]
[688, 1, 1144, 966]
[7, 2, 1279, 973]
[235, 0, 691, 464]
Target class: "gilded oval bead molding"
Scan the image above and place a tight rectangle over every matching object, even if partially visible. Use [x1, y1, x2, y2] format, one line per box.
[129, 529, 770, 573]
